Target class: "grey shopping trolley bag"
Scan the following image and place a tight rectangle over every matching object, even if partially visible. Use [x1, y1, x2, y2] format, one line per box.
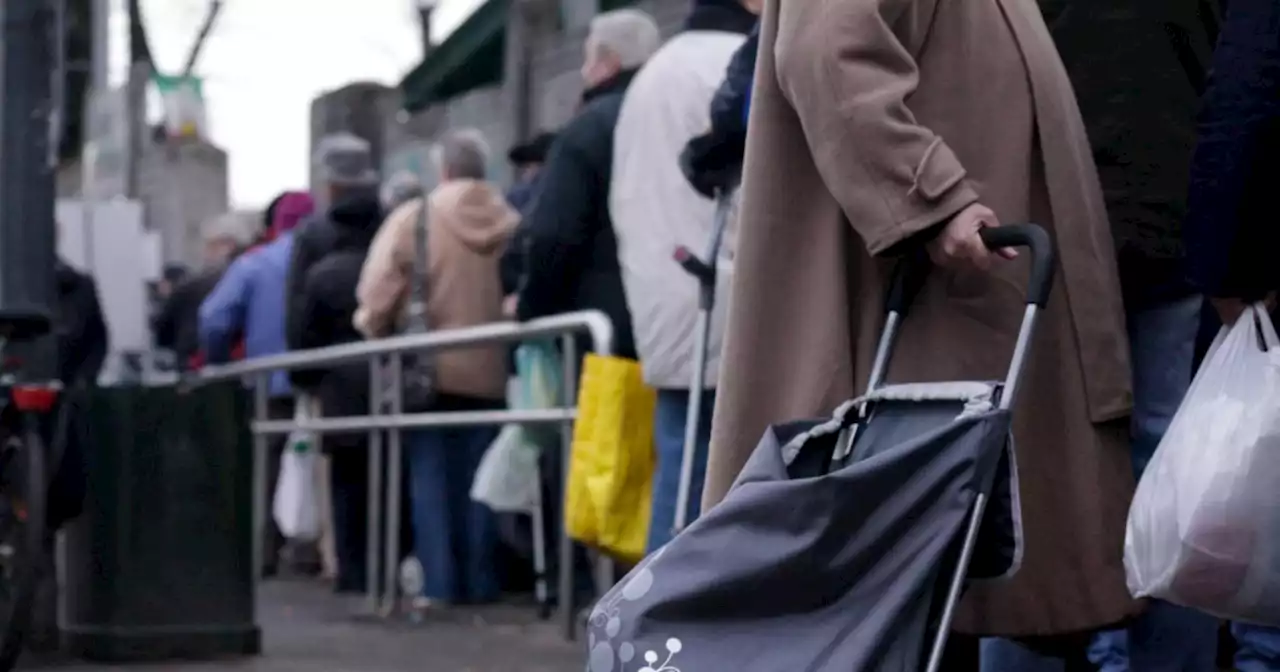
[585, 224, 1055, 672]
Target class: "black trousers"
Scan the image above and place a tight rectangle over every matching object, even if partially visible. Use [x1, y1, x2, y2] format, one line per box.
[325, 431, 413, 594]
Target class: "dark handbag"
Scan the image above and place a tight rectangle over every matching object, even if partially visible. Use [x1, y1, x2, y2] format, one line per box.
[398, 190, 437, 413]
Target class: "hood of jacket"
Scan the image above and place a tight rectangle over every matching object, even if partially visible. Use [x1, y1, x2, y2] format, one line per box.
[327, 192, 383, 250]
[430, 180, 518, 255]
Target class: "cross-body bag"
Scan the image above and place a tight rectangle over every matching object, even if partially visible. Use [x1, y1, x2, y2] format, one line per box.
[398, 191, 438, 413]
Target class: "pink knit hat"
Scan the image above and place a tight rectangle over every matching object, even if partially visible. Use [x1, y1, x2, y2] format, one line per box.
[272, 192, 315, 236]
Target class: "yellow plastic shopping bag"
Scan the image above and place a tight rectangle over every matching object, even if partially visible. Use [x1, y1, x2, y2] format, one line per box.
[564, 353, 656, 564]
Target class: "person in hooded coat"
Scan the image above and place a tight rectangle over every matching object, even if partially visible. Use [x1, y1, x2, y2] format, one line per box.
[199, 192, 316, 576]
[355, 128, 516, 608]
[704, 0, 1136, 651]
[294, 187, 387, 594]
[286, 133, 383, 357]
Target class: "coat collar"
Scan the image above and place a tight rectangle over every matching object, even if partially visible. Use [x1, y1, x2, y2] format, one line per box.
[684, 1, 756, 34]
[582, 69, 639, 105]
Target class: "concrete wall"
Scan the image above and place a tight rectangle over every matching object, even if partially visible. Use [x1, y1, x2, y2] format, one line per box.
[140, 141, 232, 267]
[57, 137, 230, 270]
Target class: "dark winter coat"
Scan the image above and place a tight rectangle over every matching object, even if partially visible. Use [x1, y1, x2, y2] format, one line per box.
[297, 248, 371, 447]
[680, 22, 760, 198]
[153, 263, 229, 369]
[1184, 0, 1280, 298]
[516, 71, 639, 360]
[286, 194, 383, 390]
[500, 175, 543, 296]
[1042, 0, 1220, 306]
[285, 193, 383, 355]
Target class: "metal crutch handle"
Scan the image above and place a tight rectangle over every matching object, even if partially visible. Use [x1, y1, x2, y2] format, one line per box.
[671, 190, 734, 536]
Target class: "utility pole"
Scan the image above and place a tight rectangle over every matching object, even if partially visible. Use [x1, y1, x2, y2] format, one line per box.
[0, 0, 58, 346]
[80, 0, 113, 276]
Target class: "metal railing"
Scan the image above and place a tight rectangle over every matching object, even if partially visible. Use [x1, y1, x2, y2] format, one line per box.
[200, 310, 614, 640]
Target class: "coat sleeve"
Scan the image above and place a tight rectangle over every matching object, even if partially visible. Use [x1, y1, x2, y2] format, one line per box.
[1184, 0, 1280, 297]
[284, 219, 320, 350]
[354, 202, 414, 338]
[516, 137, 595, 321]
[681, 26, 761, 198]
[198, 256, 251, 364]
[710, 24, 759, 139]
[773, 0, 979, 254]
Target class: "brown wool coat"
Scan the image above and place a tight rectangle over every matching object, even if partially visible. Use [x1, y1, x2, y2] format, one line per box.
[704, 0, 1142, 636]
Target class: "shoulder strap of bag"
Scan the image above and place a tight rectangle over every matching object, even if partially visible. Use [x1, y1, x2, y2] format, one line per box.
[405, 183, 430, 334]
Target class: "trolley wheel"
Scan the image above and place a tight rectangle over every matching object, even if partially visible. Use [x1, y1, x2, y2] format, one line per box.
[0, 419, 48, 672]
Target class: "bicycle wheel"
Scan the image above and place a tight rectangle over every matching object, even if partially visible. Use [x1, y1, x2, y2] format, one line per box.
[0, 415, 48, 671]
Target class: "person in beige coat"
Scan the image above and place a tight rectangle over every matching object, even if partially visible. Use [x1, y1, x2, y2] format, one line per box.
[354, 128, 516, 608]
[704, 0, 1139, 656]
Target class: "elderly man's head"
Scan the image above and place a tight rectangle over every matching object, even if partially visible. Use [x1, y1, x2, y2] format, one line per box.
[581, 9, 661, 90]
[431, 129, 491, 183]
[313, 132, 380, 207]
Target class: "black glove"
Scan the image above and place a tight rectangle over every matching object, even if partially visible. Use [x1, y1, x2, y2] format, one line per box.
[680, 130, 746, 199]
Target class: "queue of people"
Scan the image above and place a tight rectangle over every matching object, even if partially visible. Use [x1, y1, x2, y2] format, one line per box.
[166, 0, 1280, 666]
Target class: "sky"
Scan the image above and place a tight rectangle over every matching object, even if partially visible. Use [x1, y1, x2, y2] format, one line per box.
[113, 0, 484, 209]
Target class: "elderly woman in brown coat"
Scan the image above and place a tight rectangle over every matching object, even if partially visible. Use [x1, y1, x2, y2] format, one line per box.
[705, 0, 1139, 651]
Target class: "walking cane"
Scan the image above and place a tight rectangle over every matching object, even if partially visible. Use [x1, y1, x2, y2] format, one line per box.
[671, 188, 734, 535]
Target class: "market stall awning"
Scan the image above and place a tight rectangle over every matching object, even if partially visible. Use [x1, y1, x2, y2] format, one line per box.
[400, 0, 509, 112]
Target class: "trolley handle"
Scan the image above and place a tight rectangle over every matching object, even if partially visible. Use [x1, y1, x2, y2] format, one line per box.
[978, 224, 1055, 307]
[885, 223, 1055, 315]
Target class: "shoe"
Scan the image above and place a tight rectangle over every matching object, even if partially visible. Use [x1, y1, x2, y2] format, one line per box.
[399, 557, 424, 597]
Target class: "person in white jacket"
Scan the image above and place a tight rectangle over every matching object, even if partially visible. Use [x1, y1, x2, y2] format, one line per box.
[610, 0, 760, 552]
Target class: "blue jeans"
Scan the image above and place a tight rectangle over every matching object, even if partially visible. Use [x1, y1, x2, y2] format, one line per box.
[1236, 622, 1280, 671]
[647, 389, 716, 552]
[983, 295, 1219, 671]
[405, 425, 501, 604]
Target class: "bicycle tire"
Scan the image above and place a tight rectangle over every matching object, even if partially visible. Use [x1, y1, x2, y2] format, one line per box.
[0, 417, 48, 672]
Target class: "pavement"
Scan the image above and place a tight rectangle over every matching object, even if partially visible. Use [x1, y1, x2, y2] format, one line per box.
[19, 580, 585, 672]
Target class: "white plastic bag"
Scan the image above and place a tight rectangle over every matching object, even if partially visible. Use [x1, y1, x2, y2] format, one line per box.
[1125, 303, 1280, 624]
[470, 422, 540, 514]
[272, 403, 321, 541]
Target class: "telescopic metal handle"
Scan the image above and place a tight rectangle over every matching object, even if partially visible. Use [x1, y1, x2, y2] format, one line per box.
[978, 224, 1055, 307]
[885, 223, 1056, 316]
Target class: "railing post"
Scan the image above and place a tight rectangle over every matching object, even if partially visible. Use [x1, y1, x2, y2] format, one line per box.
[251, 373, 270, 610]
[381, 353, 405, 617]
[365, 359, 385, 614]
[558, 334, 579, 640]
